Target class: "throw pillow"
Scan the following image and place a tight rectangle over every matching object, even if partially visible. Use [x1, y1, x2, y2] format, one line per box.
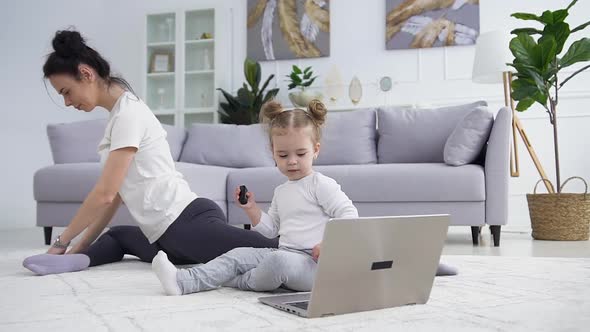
[444, 106, 494, 166]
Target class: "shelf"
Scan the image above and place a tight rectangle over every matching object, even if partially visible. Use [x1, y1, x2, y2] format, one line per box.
[147, 72, 175, 77]
[184, 107, 216, 114]
[185, 39, 214, 45]
[185, 70, 214, 75]
[152, 108, 177, 115]
[147, 41, 175, 47]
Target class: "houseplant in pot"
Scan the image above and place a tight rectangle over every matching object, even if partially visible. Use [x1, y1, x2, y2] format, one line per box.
[217, 58, 279, 124]
[509, 0, 590, 240]
[286, 65, 322, 107]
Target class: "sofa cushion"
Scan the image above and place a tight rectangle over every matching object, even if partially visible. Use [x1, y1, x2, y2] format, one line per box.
[225, 164, 484, 203]
[47, 119, 186, 163]
[313, 164, 485, 202]
[377, 101, 488, 163]
[315, 109, 377, 165]
[34, 162, 230, 203]
[180, 123, 274, 168]
[47, 119, 108, 164]
[444, 106, 494, 166]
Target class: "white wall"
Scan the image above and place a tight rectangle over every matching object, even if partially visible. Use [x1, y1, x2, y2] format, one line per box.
[1, 0, 588, 231]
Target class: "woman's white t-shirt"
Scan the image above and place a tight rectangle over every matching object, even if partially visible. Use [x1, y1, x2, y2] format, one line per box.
[98, 92, 197, 243]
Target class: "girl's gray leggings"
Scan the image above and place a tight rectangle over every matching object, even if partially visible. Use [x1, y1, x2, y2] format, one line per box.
[177, 247, 318, 294]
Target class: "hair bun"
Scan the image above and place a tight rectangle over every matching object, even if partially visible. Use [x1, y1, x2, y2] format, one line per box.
[307, 99, 327, 126]
[52, 30, 86, 58]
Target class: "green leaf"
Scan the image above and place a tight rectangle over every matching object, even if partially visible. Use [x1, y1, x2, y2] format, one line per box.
[566, 0, 578, 10]
[288, 83, 297, 90]
[510, 34, 538, 66]
[511, 12, 543, 23]
[515, 97, 536, 111]
[559, 38, 590, 68]
[237, 86, 253, 107]
[540, 10, 554, 25]
[511, 79, 539, 100]
[302, 76, 317, 87]
[525, 68, 548, 93]
[292, 65, 302, 74]
[290, 72, 302, 83]
[511, 28, 543, 35]
[537, 35, 557, 70]
[552, 9, 569, 23]
[303, 66, 311, 74]
[571, 20, 590, 33]
[542, 22, 570, 54]
[258, 74, 275, 98]
[533, 91, 548, 106]
[303, 71, 312, 79]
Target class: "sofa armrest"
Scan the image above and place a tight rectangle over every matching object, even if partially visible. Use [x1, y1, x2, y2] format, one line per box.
[484, 107, 512, 226]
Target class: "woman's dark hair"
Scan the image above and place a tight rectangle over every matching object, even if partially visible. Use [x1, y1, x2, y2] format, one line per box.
[43, 29, 135, 94]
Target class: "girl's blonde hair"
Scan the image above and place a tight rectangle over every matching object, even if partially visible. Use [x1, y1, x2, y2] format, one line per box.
[260, 99, 327, 144]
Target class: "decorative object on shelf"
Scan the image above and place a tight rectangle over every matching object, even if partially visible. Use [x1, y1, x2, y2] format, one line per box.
[246, 0, 330, 61]
[203, 48, 211, 70]
[348, 76, 362, 105]
[379, 76, 393, 92]
[157, 88, 166, 109]
[165, 17, 174, 41]
[217, 58, 279, 125]
[150, 51, 173, 73]
[385, 0, 479, 50]
[508, 0, 590, 240]
[286, 65, 322, 107]
[324, 65, 343, 103]
[200, 32, 213, 39]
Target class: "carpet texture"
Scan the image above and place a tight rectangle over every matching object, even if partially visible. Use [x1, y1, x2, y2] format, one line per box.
[1, 249, 589, 331]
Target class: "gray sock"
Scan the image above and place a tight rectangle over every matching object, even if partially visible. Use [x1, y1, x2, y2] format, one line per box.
[23, 254, 90, 276]
[436, 263, 458, 276]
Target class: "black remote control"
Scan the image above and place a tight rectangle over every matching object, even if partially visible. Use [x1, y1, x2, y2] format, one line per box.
[239, 185, 248, 205]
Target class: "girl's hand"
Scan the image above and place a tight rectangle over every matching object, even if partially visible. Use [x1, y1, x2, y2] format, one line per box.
[312, 243, 321, 262]
[234, 186, 256, 210]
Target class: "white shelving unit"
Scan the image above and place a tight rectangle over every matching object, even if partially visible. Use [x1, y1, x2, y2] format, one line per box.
[143, 8, 219, 127]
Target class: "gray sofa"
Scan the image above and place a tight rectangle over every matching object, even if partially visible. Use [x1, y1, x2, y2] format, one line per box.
[34, 101, 511, 247]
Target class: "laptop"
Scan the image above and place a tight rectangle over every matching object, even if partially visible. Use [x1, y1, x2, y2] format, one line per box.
[258, 214, 450, 318]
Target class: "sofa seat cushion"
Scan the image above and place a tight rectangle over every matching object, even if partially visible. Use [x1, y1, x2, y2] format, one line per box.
[226, 167, 285, 204]
[313, 164, 485, 202]
[34, 162, 231, 203]
[226, 164, 484, 204]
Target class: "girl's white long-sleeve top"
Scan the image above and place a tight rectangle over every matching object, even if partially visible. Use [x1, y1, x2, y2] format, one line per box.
[252, 172, 358, 249]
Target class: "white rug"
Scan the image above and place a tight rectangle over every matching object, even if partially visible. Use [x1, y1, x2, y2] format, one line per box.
[1, 250, 589, 332]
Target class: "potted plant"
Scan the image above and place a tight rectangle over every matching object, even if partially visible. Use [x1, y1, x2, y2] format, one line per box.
[217, 58, 279, 125]
[286, 65, 322, 107]
[509, 0, 590, 240]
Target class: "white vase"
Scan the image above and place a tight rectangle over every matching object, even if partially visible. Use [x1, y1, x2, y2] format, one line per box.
[288, 89, 323, 107]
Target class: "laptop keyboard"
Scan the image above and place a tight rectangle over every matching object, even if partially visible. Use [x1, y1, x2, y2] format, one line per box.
[287, 301, 309, 310]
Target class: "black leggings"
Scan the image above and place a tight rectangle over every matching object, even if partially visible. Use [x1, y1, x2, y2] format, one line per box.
[82, 198, 279, 267]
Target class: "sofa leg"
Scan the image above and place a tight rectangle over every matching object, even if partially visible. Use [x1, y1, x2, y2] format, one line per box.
[470, 226, 481, 245]
[490, 225, 501, 247]
[44, 227, 52, 245]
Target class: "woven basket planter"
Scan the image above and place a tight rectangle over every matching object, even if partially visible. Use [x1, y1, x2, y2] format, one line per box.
[526, 177, 590, 241]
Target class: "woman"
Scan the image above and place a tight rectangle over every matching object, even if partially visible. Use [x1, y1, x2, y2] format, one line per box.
[23, 29, 277, 275]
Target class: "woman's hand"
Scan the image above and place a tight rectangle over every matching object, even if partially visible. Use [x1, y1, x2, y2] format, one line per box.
[234, 186, 257, 210]
[46, 245, 67, 255]
[312, 242, 321, 262]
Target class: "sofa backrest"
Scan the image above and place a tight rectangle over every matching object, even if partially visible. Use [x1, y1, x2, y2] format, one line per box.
[315, 108, 377, 165]
[47, 119, 186, 163]
[377, 101, 488, 163]
[180, 123, 275, 168]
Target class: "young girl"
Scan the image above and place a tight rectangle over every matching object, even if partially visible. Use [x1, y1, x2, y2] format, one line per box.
[152, 100, 359, 295]
[23, 29, 277, 276]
